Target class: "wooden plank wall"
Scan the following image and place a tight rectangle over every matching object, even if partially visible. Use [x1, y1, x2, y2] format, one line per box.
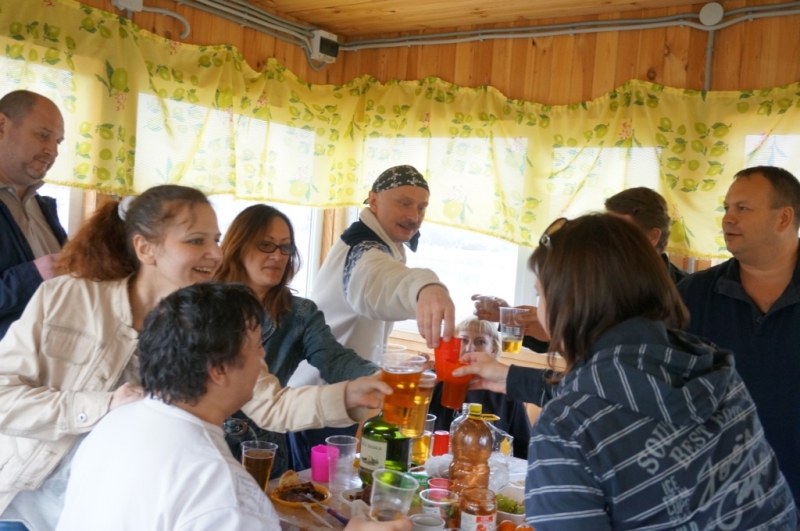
[79, 0, 800, 104]
[78, 0, 350, 85]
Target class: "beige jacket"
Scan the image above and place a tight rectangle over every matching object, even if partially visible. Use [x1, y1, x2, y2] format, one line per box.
[0, 275, 364, 513]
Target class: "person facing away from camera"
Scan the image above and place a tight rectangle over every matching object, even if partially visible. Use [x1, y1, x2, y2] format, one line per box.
[456, 213, 796, 530]
[56, 282, 411, 531]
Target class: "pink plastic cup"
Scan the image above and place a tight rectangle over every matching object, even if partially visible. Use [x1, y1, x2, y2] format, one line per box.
[311, 444, 337, 482]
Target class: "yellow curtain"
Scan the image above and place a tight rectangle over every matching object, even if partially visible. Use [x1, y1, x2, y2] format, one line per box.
[3, 0, 800, 258]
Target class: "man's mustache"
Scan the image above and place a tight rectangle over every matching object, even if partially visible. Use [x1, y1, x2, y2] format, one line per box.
[398, 221, 420, 231]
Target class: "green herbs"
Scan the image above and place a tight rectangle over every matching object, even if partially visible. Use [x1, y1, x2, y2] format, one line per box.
[497, 493, 524, 515]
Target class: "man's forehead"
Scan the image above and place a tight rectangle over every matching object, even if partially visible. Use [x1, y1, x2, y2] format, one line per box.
[727, 175, 770, 201]
[383, 185, 429, 201]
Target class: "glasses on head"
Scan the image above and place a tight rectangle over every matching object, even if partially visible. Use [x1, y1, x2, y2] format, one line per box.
[539, 217, 568, 248]
[256, 241, 296, 256]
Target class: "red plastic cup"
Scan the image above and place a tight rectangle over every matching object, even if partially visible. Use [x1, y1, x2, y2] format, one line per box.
[431, 430, 450, 456]
[434, 337, 471, 409]
[427, 477, 450, 489]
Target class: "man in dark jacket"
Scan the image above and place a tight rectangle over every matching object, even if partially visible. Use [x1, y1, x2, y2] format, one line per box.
[0, 90, 67, 339]
[678, 165, 800, 508]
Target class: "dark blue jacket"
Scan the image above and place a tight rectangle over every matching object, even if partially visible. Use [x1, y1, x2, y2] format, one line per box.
[525, 318, 797, 530]
[678, 253, 800, 507]
[0, 195, 67, 339]
[228, 295, 378, 477]
[261, 295, 378, 387]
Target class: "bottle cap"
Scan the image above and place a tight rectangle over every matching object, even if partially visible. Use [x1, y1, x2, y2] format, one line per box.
[468, 404, 483, 417]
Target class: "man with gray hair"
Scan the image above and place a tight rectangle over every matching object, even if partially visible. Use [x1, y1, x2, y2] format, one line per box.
[311, 164, 455, 358]
[0, 90, 67, 339]
[289, 164, 455, 469]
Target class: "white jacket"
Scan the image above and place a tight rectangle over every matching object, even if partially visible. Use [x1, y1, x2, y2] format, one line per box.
[292, 209, 441, 387]
[0, 275, 364, 516]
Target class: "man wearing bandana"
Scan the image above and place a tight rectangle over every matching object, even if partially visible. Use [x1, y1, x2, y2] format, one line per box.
[313, 164, 454, 358]
[287, 165, 455, 469]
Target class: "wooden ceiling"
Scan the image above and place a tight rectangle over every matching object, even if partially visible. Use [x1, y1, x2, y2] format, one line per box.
[249, 0, 705, 37]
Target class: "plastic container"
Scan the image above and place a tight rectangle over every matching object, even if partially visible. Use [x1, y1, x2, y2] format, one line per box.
[448, 403, 470, 449]
[448, 404, 492, 496]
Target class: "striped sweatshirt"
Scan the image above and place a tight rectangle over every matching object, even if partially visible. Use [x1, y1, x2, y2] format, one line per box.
[525, 317, 797, 531]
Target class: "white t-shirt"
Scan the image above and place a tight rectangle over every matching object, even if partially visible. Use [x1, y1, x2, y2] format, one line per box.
[56, 398, 280, 531]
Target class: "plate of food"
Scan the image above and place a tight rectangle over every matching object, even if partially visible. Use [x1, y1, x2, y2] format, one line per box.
[270, 471, 332, 508]
[339, 483, 371, 506]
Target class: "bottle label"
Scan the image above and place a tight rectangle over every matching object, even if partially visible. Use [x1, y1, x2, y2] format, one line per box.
[360, 438, 387, 473]
[461, 513, 496, 531]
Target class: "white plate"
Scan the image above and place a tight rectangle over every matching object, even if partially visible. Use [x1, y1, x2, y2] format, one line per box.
[338, 487, 365, 506]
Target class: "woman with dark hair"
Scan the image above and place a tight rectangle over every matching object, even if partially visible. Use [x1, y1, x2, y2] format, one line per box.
[455, 213, 796, 530]
[0, 186, 387, 531]
[215, 204, 378, 476]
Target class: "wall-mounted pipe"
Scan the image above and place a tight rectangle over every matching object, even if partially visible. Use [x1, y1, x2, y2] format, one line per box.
[143, 5, 190, 39]
[153, 0, 800, 70]
[341, 6, 800, 51]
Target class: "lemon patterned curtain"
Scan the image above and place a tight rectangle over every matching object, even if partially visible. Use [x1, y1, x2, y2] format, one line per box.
[3, 0, 800, 258]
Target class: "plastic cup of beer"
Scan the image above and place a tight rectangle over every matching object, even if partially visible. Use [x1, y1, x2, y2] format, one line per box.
[241, 440, 278, 491]
[379, 349, 427, 426]
[326, 435, 359, 490]
[500, 307, 527, 354]
[370, 468, 420, 521]
[420, 488, 461, 528]
[401, 371, 437, 438]
[434, 337, 470, 409]
[411, 413, 437, 465]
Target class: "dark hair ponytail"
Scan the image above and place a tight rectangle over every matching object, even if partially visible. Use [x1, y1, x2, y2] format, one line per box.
[57, 185, 210, 281]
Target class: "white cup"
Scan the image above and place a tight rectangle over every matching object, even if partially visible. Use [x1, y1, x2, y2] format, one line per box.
[326, 435, 358, 490]
[411, 513, 446, 531]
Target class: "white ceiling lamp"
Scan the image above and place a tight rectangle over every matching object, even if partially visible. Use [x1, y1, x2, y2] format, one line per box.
[699, 2, 725, 26]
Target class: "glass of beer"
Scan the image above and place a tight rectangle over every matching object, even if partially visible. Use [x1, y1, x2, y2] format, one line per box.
[379, 349, 427, 426]
[500, 307, 526, 354]
[241, 440, 278, 491]
[370, 468, 420, 521]
[411, 414, 437, 465]
[401, 371, 436, 438]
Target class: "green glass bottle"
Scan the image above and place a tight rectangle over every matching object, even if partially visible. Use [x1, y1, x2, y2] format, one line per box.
[359, 412, 412, 486]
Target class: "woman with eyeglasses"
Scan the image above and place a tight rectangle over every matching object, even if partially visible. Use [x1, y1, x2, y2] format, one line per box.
[215, 204, 379, 476]
[454, 214, 796, 530]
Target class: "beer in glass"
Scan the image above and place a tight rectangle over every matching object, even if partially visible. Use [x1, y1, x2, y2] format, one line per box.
[241, 441, 278, 491]
[400, 371, 436, 437]
[500, 307, 526, 354]
[379, 350, 426, 426]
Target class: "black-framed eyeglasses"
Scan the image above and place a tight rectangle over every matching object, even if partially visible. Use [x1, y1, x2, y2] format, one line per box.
[256, 241, 297, 255]
[539, 217, 568, 247]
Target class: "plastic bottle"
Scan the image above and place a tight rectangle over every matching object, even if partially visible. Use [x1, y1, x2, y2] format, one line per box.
[448, 403, 492, 495]
[448, 403, 470, 451]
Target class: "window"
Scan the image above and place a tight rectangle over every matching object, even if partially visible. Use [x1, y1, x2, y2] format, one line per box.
[208, 195, 321, 297]
[394, 221, 521, 332]
[0, 60, 85, 237]
[744, 135, 800, 176]
[38, 183, 82, 237]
